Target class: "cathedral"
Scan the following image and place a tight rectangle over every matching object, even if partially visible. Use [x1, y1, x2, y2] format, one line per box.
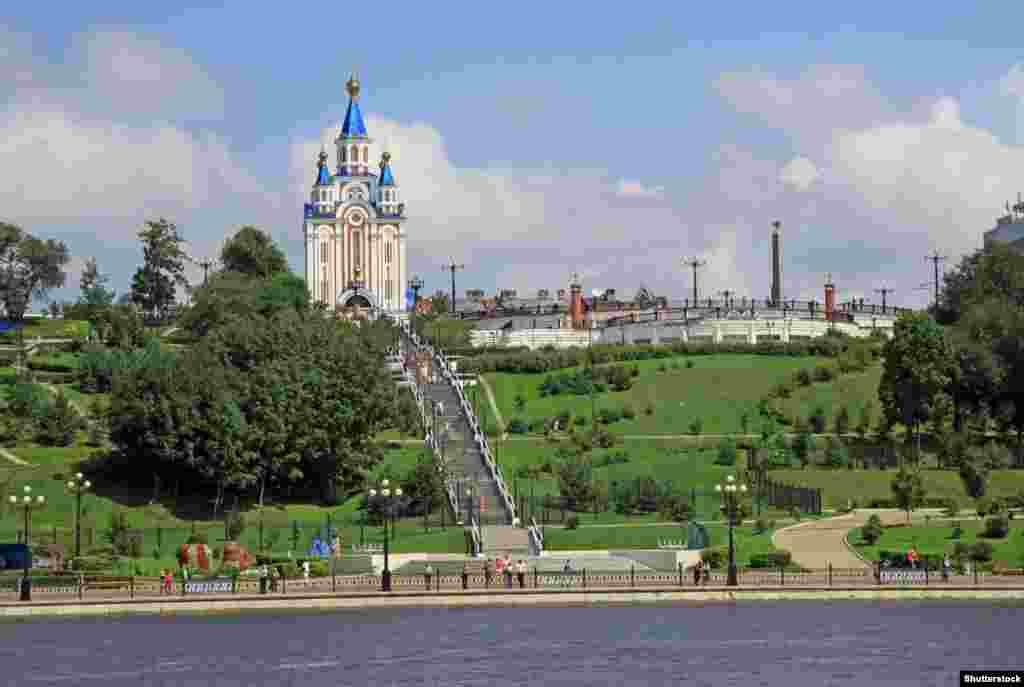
[303, 73, 408, 313]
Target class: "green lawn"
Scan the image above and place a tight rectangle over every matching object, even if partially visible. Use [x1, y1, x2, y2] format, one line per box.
[482, 354, 876, 436]
[543, 522, 777, 562]
[851, 520, 1024, 568]
[779, 364, 883, 428]
[0, 318, 88, 341]
[768, 467, 1024, 509]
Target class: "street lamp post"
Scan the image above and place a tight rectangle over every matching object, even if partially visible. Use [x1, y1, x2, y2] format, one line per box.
[66, 472, 92, 560]
[367, 479, 402, 592]
[714, 475, 747, 587]
[408, 275, 424, 312]
[9, 485, 46, 601]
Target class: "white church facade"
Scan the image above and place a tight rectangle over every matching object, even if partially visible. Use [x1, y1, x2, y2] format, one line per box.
[303, 73, 407, 313]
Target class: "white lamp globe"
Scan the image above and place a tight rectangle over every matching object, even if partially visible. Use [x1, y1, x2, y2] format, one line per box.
[76, 472, 83, 480]
[740, 484, 748, 492]
[67, 481, 75, 489]
[715, 484, 722, 492]
[36, 495, 44, 504]
[381, 479, 389, 488]
[23, 485, 31, 494]
[395, 488, 403, 497]
[382, 489, 390, 497]
[84, 481, 91, 489]
[369, 489, 377, 497]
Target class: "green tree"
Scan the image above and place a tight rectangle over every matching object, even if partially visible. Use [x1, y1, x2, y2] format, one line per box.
[34, 390, 80, 447]
[860, 514, 883, 544]
[401, 452, 445, 517]
[834, 406, 851, 436]
[890, 467, 926, 522]
[129, 218, 188, 320]
[714, 437, 738, 466]
[555, 448, 593, 511]
[79, 256, 115, 308]
[878, 312, 954, 465]
[0, 222, 70, 321]
[220, 226, 289, 278]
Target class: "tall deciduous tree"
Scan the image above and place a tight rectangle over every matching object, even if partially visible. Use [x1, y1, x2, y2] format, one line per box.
[891, 468, 926, 522]
[130, 218, 187, 320]
[878, 312, 954, 465]
[0, 222, 70, 320]
[220, 226, 289, 278]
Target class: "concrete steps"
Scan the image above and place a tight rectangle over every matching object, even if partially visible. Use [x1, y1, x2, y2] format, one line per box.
[482, 525, 530, 555]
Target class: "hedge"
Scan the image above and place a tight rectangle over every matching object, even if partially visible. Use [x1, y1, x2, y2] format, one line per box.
[458, 338, 854, 375]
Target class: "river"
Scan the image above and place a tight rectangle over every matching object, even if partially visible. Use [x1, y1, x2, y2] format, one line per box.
[1, 601, 1019, 686]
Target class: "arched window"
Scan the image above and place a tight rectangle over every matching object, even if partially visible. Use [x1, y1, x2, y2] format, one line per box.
[321, 279, 328, 303]
[350, 145, 358, 162]
[353, 231, 361, 267]
[362, 147, 368, 163]
[321, 242, 327, 263]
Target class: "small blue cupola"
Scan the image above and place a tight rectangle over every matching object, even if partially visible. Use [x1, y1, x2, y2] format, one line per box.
[315, 148, 331, 185]
[379, 151, 395, 186]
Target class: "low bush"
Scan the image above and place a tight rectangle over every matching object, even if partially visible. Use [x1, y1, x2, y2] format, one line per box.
[969, 541, 994, 563]
[593, 451, 630, 467]
[622, 403, 637, 420]
[813, 365, 835, 382]
[981, 515, 1009, 539]
[644, 402, 655, 416]
[688, 418, 703, 436]
[860, 515, 883, 545]
[748, 550, 792, 569]
[700, 546, 727, 568]
[794, 368, 813, 386]
[507, 418, 529, 434]
[565, 515, 579, 530]
[685, 360, 695, 369]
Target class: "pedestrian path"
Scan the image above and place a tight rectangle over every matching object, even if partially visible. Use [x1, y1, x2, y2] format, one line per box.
[0, 447, 31, 466]
[772, 509, 925, 570]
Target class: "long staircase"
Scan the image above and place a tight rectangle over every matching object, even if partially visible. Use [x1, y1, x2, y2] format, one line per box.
[397, 319, 540, 557]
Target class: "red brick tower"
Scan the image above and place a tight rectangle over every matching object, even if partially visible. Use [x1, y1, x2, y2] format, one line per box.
[569, 272, 584, 330]
[824, 273, 835, 322]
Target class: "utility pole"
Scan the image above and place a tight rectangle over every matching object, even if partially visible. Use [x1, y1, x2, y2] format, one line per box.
[924, 251, 946, 311]
[873, 287, 894, 314]
[442, 258, 464, 315]
[681, 256, 707, 305]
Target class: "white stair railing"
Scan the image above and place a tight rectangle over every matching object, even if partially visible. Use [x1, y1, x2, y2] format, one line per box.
[402, 321, 518, 527]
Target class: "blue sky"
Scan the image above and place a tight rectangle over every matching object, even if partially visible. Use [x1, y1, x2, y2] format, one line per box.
[4, 3, 1024, 308]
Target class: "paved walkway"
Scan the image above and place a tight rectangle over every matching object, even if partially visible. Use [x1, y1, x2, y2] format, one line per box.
[0, 447, 31, 466]
[476, 375, 506, 437]
[772, 509, 928, 570]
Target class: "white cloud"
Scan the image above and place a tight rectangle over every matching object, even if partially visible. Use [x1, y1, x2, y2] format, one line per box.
[999, 63, 1024, 100]
[779, 156, 819, 191]
[615, 179, 665, 199]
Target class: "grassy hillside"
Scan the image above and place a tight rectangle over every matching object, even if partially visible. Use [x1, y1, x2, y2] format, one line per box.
[483, 354, 834, 435]
[779, 364, 884, 429]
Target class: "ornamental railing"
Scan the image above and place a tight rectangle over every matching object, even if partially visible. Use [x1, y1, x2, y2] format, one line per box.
[401, 321, 517, 527]
[528, 517, 544, 556]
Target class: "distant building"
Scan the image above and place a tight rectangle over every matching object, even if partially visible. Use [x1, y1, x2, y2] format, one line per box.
[984, 197, 1024, 255]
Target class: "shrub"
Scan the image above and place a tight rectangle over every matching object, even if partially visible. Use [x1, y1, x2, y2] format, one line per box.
[507, 418, 529, 434]
[688, 418, 703, 436]
[748, 550, 792, 569]
[608, 366, 633, 392]
[565, 514, 580, 530]
[598, 407, 622, 425]
[715, 438, 738, 466]
[593, 451, 630, 468]
[861, 514, 883, 544]
[813, 365, 835, 382]
[794, 368, 813, 386]
[981, 515, 1009, 539]
[34, 390, 81, 447]
[670, 360, 680, 370]
[700, 546, 727, 568]
[809, 405, 827, 434]
[309, 560, 329, 577]
[622, 403, 636, 420]
[969, 541, 994, 563]
[834, 406, 851, 436]
[591, 428, 619, 449]
[788, 506, 802, 521]
[685, 360, 694, 369]
[513, 394, 526, 412]
[71, 555, 110, 572]
[940, 498, 959, 518]
[658, 363, 667, 372]
[951, 521, 962, 540]
[773, 381, 793, 399]
[644, 402, 655, 416]
[630, 366, 640, 377]
[753, 518, 769, 534]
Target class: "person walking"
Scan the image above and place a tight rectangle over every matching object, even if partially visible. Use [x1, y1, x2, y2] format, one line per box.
[516, 559, 526, 589]
[503, 554, 514, 589]
[942, 554, 951, 582]
[424, 563, 434, 590]
[692, 561, 702, 586]
[159, 569, 167, 595]
[461, 562, 470, 590]
[484, 559, 494, 588]
[302, 560, 311, 585]
[562, 559, 573, 588]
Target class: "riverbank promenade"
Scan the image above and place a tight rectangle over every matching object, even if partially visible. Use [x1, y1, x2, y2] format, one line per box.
[4, 570, 1024, 617]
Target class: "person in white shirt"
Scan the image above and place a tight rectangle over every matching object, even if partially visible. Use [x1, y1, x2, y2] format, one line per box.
[302, 560, 311, 584]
